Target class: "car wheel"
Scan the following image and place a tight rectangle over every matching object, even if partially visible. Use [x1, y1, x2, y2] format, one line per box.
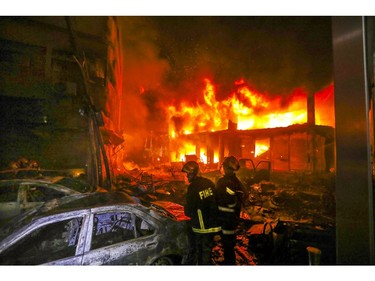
[151, 256, 174, 265]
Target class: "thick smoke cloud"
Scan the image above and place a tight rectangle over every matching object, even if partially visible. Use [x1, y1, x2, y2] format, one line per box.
[151, 16, 333, 99]
[115, 17, 171, 161]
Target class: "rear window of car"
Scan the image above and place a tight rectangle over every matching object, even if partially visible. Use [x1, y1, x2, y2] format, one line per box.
[25, 184, 66, 202]
[53, 177, 91, 193]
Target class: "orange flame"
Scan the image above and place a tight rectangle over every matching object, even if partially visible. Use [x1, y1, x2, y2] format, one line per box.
[168, 79, 334, 164]
[315, 83, 335, 127]
[168, 78, 311, 137]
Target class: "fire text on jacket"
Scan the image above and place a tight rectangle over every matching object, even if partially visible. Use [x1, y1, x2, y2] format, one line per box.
[199, 188, 213, 200]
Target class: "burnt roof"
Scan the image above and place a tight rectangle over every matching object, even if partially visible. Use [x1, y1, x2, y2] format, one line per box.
[42, 191, 137, 213]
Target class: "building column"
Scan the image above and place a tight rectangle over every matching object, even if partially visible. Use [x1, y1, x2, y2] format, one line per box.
[332, 16, 374, 264]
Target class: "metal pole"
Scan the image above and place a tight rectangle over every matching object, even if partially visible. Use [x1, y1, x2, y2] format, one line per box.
[332, 16, 374, 264]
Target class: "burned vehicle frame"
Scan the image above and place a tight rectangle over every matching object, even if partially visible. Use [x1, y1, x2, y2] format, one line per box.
[0, 192, 190, 265]
[0, 177, 92, 224]
[236, 158, 271, 187]
[200, 158, 271, 188]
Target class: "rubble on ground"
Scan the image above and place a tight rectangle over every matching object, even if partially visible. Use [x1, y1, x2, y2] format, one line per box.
[112, 167, 336, 265]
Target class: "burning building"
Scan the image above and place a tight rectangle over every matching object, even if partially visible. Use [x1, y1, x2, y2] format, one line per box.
[167, 78, 335, 174]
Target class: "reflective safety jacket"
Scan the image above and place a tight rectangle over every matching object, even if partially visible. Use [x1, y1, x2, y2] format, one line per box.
[216, 173, 246, 234]
[184, 176, 221, 234]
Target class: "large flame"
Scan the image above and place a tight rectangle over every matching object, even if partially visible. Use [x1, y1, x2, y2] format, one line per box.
[168, 78, 334, 163]
[168, 78, 310, 137]
[315, 83, 335, 127]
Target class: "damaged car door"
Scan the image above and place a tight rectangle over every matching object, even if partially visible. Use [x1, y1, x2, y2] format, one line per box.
[82, 210, 159, 265]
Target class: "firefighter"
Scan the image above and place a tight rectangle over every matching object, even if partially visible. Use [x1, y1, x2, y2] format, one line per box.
[182, 161, 221, 265]
[216, 156, 247, 265]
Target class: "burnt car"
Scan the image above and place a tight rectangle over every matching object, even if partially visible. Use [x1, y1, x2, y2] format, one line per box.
[0, 192, 190, 265]
[200, 158, 271, 188]
[236, 158, 271, 187]
[0, 176, 92, 224]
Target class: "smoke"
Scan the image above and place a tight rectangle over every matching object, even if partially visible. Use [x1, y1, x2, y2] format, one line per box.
[110, 17, 171, 163]
[151, 16, 333, 98]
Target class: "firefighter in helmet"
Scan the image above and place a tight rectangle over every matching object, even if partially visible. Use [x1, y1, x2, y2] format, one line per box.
[216, 156, 247, 265]
[182, 161, 221, 265]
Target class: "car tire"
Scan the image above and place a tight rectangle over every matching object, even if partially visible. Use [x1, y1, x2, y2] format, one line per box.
[151, 256, 174, 265]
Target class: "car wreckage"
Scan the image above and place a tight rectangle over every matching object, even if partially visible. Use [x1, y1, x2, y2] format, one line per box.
[0, 192, 191, 265]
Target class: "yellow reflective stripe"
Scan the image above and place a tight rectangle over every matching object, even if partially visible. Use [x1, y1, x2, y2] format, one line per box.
[197, 209, 204, 229]
[192, 226, 221, 234]
[192, 209, 221, 233]
[226, 187, 235, 195]
[218, 206, 235, 213]
[222, 229, 237, 235]
[228, 202, 236, 208]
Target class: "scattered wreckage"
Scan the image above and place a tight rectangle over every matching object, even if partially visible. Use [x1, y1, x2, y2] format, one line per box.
[0, 157, 336, 265]
[110, 162, 336, 265]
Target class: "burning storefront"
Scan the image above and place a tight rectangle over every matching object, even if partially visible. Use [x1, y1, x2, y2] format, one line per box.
[166, 79, 335, 176]
[172, 123, 334, 173]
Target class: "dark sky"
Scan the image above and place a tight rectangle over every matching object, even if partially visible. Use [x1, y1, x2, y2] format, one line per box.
[149, 16, 333, 99]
